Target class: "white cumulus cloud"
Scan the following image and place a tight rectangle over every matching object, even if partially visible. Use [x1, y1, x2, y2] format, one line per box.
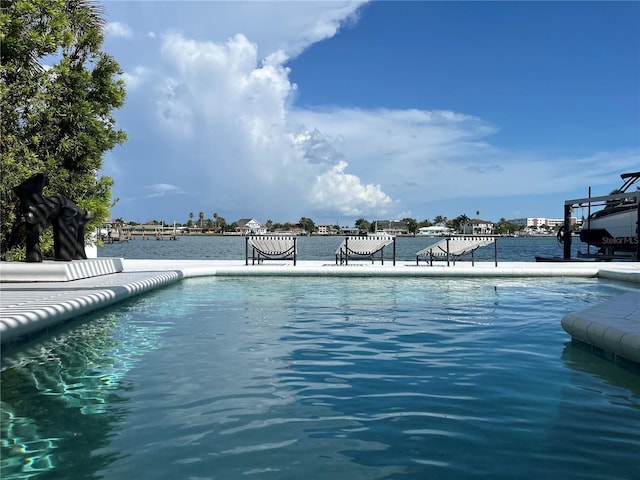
[104, 1, 638, 224]
[105, 21, 132, 38]
[121, 66, 151, 90]
[149, 30, 394, 220]
[311, 161, 394, 216]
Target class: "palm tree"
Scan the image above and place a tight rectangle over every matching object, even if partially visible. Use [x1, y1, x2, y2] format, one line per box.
[198, 212, 204, 227]
[433, 215, 447, 226]
[355, 218, 370, 233]
[457, 214, 470, 234]
[213, 212, 219, 231]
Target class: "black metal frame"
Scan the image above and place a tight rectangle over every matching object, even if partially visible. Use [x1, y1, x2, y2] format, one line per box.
[335, 237, 396, 265]
[416, 236, 498, 267]
[245, 236, 297, 265]
[562, 190, 639, 261]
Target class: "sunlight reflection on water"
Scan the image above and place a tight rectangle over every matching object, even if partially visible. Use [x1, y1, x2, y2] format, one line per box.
[1, 276, 638, 479]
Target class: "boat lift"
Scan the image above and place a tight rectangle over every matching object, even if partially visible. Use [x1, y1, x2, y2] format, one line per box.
[561, 188, 640, 261]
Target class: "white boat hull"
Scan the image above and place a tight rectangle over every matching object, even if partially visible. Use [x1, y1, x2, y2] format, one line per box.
[580, 206, 638, 252]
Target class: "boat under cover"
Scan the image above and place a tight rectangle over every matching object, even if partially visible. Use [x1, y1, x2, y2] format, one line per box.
[579, 171, 639, 254]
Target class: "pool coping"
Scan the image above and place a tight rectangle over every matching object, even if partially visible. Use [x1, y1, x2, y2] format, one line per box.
[562, 291, 640, 364]
[1, 259, 639, 364]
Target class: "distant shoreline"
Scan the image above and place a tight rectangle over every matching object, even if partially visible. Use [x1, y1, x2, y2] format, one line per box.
[117, 232, 557, 238]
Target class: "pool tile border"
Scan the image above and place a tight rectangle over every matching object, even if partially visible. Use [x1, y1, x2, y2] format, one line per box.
[1, 270, 182, 344]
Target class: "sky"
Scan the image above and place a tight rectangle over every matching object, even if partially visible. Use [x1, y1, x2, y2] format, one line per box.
[100, 1, 640, 227]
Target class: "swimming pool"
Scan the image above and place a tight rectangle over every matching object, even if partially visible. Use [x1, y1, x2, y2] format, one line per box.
[1, 276, 639, 479]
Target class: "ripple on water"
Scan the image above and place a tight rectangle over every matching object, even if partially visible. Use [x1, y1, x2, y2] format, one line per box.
[1, 277, 639, 480]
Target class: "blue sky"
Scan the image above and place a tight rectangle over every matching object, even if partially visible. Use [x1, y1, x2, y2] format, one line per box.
[101, 1, 639, 226]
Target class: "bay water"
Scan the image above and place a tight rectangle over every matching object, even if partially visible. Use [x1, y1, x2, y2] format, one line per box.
[97, 235, 581, 262]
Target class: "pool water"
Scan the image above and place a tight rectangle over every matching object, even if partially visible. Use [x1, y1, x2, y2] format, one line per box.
[1, 277, 639, 479]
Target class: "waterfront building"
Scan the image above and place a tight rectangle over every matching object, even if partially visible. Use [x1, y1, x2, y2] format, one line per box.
[374, 220, 410, 235]
[317, 224, 339, 235]
[509, 217, 578, 229]
[462, 219, 494, 235]
[235, 218, 266, 235]
[418, 226, 454, 236]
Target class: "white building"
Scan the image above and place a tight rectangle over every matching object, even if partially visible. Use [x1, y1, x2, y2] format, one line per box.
[418, 226, 454, 236]
[374, 220, 409, 236]
[509, 217, 577, 229]
[235, 218, 266, 235]
[317, 224, 338, 235]
[462, 219, 494, 235]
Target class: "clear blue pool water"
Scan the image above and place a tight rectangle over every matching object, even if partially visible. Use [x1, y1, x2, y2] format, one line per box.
[1, 276, 639, 479]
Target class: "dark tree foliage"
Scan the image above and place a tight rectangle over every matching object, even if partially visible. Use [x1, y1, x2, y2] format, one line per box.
[0, 0, 127, 260]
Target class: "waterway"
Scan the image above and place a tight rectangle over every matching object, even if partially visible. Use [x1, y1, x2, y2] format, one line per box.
[98, 235, 582, 262]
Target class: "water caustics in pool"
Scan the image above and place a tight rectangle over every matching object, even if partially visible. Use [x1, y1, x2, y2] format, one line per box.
[1, 277, 639, 479]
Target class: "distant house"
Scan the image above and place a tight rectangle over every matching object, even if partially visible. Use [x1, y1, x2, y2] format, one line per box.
[374, 220, 409, 236]
[236, 218, 266, 235]
[289, 226, 306, 235]
[340, 226, 361, 235]
[418, 226, 454, 236]
[462, 219, 494, 235]
[509, 217, 578, 229]
[120, 223, 180, 236]
[317, 224, 338, 235]
[273, 226, 306, 235]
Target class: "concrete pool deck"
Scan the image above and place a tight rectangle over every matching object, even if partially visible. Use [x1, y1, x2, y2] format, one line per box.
[1, 259, 639, 364]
